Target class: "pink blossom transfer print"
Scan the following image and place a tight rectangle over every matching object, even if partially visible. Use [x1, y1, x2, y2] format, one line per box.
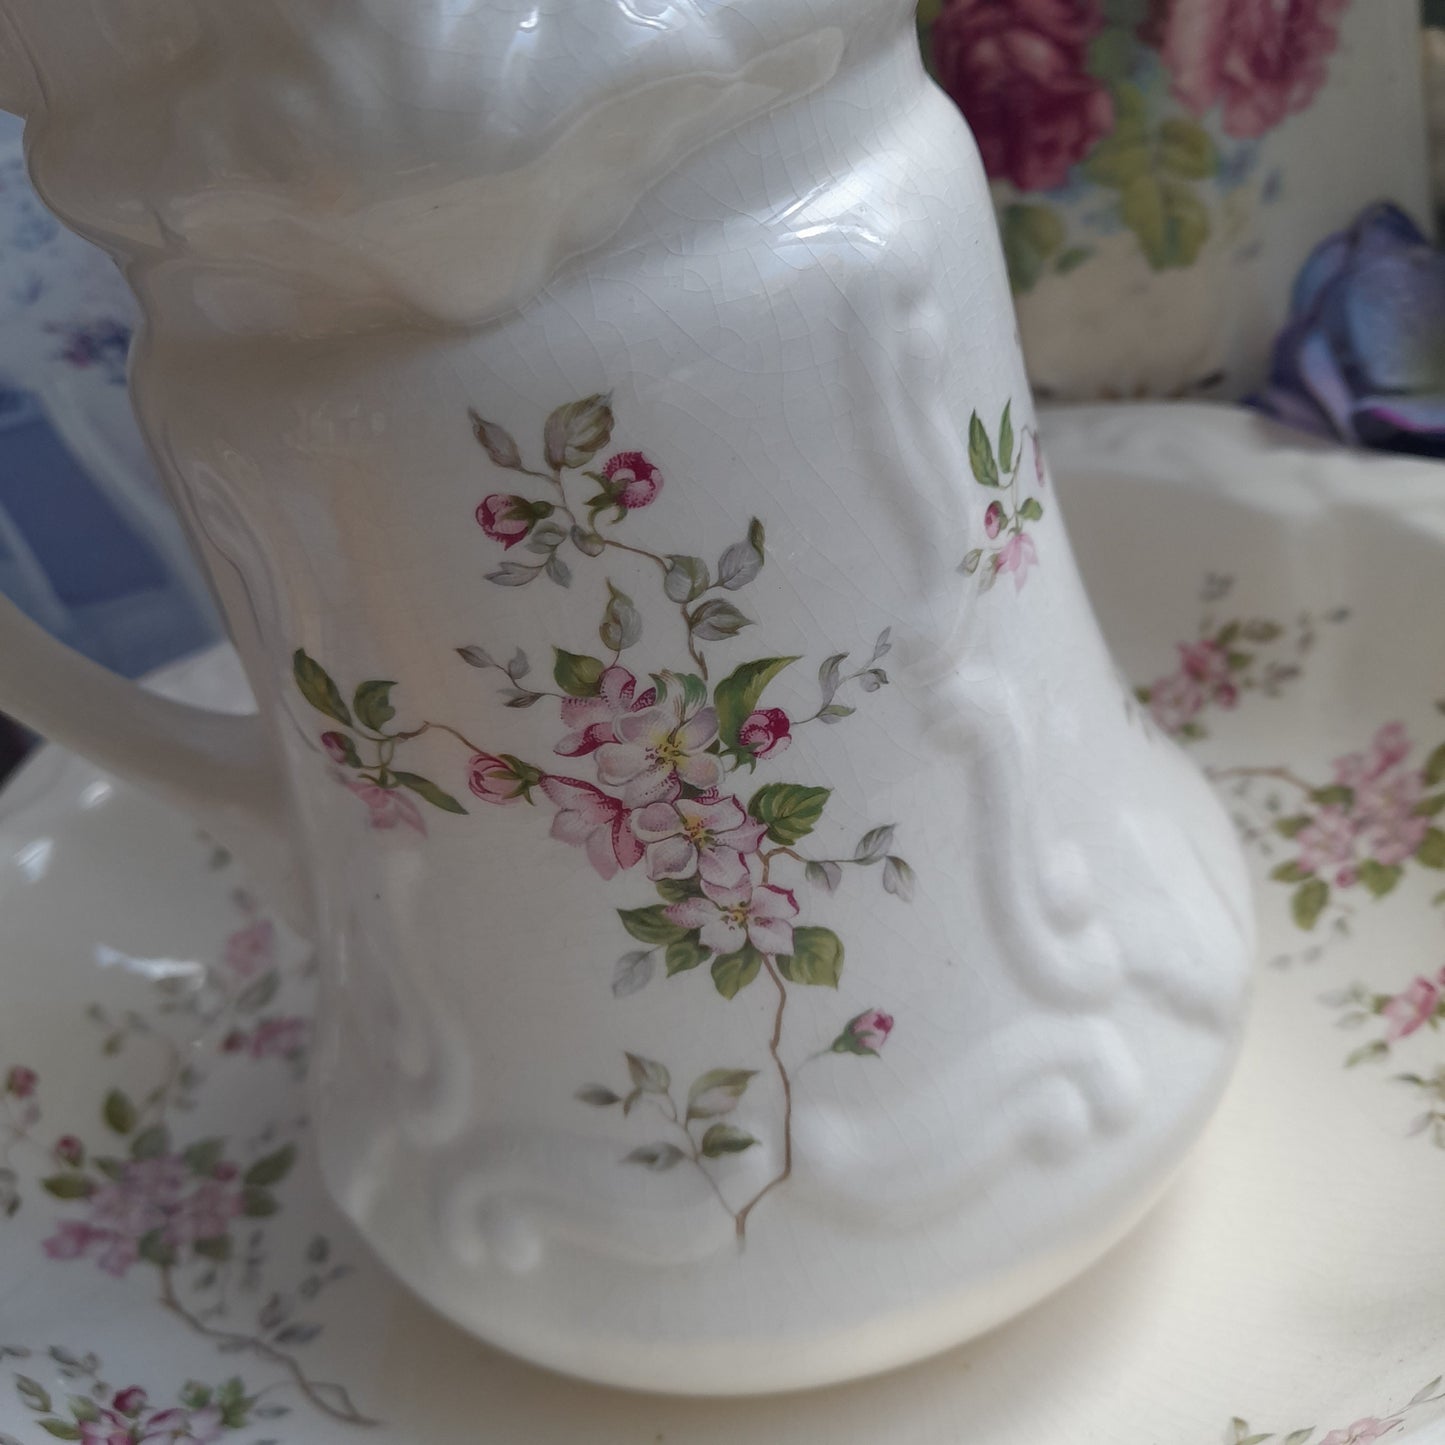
[1, 876, 375, 1429]
[1137, 574, 1346, 741]
[291, 394, 924, 1240]
[1216, 720, 1445, 933]
[960, 403, 1047, 589]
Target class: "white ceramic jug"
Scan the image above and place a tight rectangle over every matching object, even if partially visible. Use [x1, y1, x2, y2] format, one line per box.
[0, 0, 1253, 1394]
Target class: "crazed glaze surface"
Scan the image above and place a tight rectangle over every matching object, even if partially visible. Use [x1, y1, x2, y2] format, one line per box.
[0, 0, 1253, 1393]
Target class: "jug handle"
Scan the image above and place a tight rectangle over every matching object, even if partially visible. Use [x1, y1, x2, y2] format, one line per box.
[0, 595, 309, 927]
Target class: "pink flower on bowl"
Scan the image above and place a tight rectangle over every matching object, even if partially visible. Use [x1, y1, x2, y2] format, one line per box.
[930, 0, 1113, 192]
[601, 451, 663, 510]
[994, 531, 1038, 590]
[112, 1387, 148, 1418]
[1146, 0, 1349, 140]
[1178, 639, 1231, 692]
[1382, 977, 1441, 1042]
[467, 752, 526, 805]
[984, 500, 1005, 539]
[539, 775, 644, 880]
[595, 705, 721, 805]
[555, 666, 657, 757]
[54, 1135, 84, 1168]
[739, 707, 792, 761]
[223, 917, 275, 980]
[1295, 806, 1357, 877]
[631, 794, 767, 883]
[1146, 671, 1205, 735]
[4, 1064, 36, 1098]
[475, 493, 534, 548]
[343, 778, 426, 835]
[246, 1016, 311, 1060]
[1317, 1417, 1402, 1445]
[663, 852, 799, 956]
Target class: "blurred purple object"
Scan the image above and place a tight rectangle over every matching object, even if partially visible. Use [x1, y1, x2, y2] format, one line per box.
[1253, 203, 1445, 459]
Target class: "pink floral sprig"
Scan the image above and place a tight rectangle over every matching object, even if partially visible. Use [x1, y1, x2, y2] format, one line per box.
[960, 405, 1044, 591]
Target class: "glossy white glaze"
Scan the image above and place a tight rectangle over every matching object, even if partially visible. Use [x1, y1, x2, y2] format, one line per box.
[0, 2, 1254, 1392]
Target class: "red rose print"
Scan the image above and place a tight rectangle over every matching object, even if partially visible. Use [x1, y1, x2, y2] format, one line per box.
[931, 0, 1113, 192]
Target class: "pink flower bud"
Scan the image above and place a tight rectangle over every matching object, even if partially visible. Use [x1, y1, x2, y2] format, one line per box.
[320, 731, 352, 765]
[467, 752, 527, 805]
[601, 452, 663, 510]
[984, 501, 1005, 539]
[738, 707, 792, 761]
[475, 494, 534, 547]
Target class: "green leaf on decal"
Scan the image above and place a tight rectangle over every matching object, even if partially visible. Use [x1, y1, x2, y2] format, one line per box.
[1418, 828, 1445, 868]
[625, 1054, 671, 1094]
[1019, 497, 1044, 522]
[39, 1175, 92, 1200]
[292, 650, 352, 727]
[688, 599, 752, 641]
[130, 1125, 170, 1161]
[392, 772, 467, 815]
[103, 1088, 137, 1135]
[1270, 860, 1311, 883]
[714, 657, 800, 749]
[776, 927, 844, 988]
[686, 1069, 757, 1121]
[665, 938, 711, 976]
[618, 905, 690, 945]
[998, 402, 1014, 473]
[243, 1144, 296, 1188]
[967, 411, 999, 487]
[749, 783, 831, 846]
[553, 648, 605, 697]
[700, 1124, 758, 1158]
[1291, 877, 1330, 931]
[15, 1377, 51, 1413]
[1358, 860, 1403, 898]
[353, 680, 397, 732]
[663, 555, 710, 603]
[183, 1139, 227, 1176]
[711, 945, 763, 1000]
[543, 394, 614, 471]
[241, 1187, 279, 1218]
[1428, 743, 1445, 785]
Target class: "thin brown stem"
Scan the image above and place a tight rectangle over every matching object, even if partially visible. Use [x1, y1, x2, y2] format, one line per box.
[758, 846, 806, 884]
[600, 536, 669, 573]
[652, 1096, 735, 1220]
[157, 1265, 376, 1427]
[137, 1034, 185, 1128]
[732, 958, 793, 1242]
[600, 537, 709, 679]
[388, 720, 492, 757]
[1208, 763, 1317, 793]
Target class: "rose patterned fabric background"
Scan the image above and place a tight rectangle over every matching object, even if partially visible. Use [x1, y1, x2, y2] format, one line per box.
[917, 0, 1433, 402]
